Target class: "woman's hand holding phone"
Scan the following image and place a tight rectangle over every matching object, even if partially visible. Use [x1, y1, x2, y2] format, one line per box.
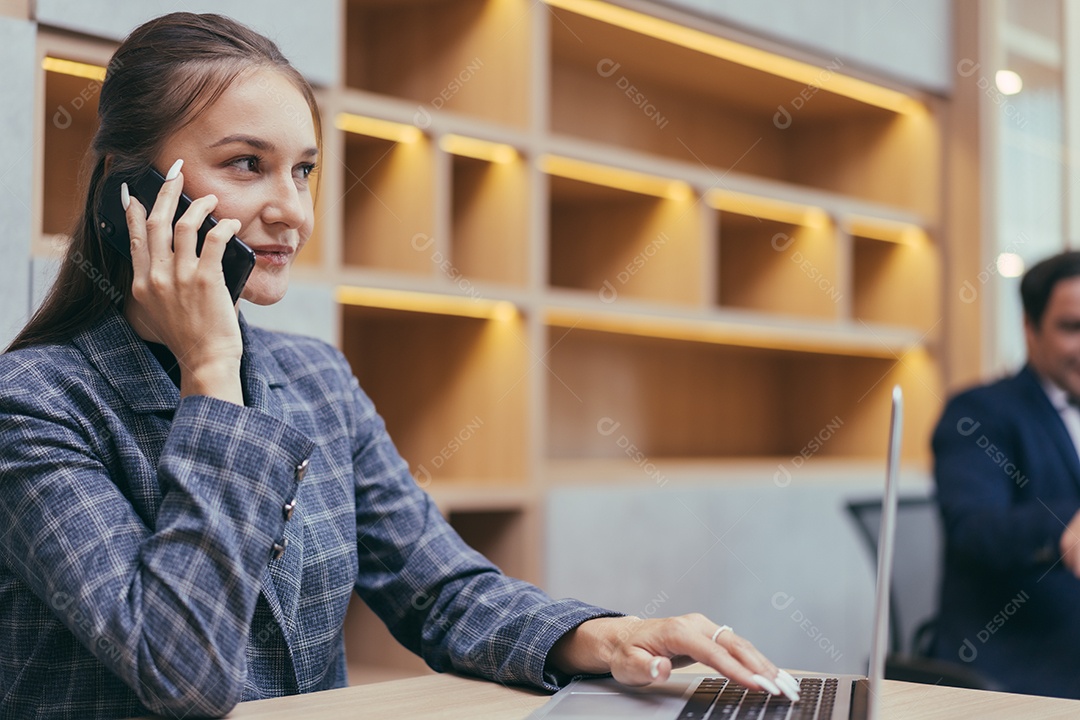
[124, 159, 245, 405]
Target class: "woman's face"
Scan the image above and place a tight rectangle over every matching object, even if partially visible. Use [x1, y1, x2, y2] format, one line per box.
[154, 67, 319, 306]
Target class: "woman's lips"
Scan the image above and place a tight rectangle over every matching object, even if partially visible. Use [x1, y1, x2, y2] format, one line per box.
[250, 245, 294, 267]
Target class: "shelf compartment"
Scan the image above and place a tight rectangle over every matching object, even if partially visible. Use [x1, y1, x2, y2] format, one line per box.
[345, 0, 530, 128]
[344, 506, 532, 685]
[448, 508, 534, 581]
[445, 136, 529, 286]
[545, 456, 932, 487]
[848, 217, 939, 332]
[547, 3, 938, 217]
[345, 600, 433, 685]
[543, 303, 919, 358]
[340, 303, 528, 484]
[710, 190, 839, 320]
[42, 57, 103, 237]
[546, 158, 701, 306]
[341, 117, 435, 274]
[337, 285, 518, 321]
[544, 326, 938, 463]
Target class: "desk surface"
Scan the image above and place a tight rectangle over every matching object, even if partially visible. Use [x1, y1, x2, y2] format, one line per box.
[216, 671, 1080, 719]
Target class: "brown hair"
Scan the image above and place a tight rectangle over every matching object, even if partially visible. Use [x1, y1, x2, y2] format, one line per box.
[6, 12, 322, 351]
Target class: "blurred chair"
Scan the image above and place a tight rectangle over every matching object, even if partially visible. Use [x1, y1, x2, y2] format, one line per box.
[845, 494, 998, 690]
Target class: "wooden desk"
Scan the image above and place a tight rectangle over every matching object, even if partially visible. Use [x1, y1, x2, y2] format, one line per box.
[212, 671, 1080, 719]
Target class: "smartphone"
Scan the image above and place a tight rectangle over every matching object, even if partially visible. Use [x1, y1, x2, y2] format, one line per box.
[96, 166, 256, 304]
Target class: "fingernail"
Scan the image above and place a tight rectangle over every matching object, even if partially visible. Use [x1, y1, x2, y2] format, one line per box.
[775, 672, 801, 702]
[120, 182, 130, 210]
[165, 158, 184, 181]
[752, 674, 781, 696]
[649, 657, 661, 680]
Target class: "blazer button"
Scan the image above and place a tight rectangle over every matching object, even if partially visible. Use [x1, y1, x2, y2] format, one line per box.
[295, 458, 310, 483]
[283, 498, 297, 522]
[270, 538, 289, 561]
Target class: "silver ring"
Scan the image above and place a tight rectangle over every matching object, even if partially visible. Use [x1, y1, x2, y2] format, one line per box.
[711, 625, 732, 643]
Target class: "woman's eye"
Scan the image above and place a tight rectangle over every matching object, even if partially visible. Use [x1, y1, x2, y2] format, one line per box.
[298, 162, 317, 180]
[232, 156, 259, 172]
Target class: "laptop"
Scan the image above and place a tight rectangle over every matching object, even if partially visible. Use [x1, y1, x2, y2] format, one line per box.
[530, 385, 903, 720]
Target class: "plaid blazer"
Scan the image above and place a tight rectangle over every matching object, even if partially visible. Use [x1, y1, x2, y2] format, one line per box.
[0, 308, 611, 719]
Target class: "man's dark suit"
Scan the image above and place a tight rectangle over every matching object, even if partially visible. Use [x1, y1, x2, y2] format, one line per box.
[932, 364, 1080, 698]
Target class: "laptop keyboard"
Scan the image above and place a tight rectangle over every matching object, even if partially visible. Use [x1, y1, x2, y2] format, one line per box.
[677, 677, 837, 719]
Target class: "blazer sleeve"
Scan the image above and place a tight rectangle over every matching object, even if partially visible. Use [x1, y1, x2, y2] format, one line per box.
[0, 383, 314, 717]
[933, 388, 1079, 573]
[345, 375, 618, 691]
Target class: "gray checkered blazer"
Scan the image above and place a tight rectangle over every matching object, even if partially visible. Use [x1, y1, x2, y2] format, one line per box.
[0, 308, 611, 719]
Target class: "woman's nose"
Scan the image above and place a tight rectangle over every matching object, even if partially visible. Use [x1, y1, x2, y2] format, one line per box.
[265, 173, 307, 229]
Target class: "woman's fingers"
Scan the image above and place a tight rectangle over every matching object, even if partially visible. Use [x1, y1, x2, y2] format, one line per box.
[608, 614, 799, 702]
[171, 192, 220, 268]
[143, 159, 186, 266]
[198, 217, 241, 272]
[124, 183, 149, 286]
[117, 157, 244, 369]
[617, 646, 672, 685]
[133, 157, 231, 287]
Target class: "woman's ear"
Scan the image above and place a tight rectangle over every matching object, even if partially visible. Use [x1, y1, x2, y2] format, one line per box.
[103, 154, 113, 175]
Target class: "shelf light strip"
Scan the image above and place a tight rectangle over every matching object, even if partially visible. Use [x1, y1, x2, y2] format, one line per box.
[708, 190, 829, 229]
[42, 56, 106, 81]
[844, 215, 926, 245]
[336, 286, 517, 321]
[440, 134, 518, 164]
[544, 307, 912, 358]
[544, 0, 923, 116]
[540, 154, 691, 200]
[335, 113, 423, 144]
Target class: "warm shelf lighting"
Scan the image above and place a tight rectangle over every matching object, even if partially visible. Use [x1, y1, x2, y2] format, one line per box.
[708, 189, 829, 228]
[540, 154, 692, 200]
[544, 307, 912, 358]
[543, 0, 924, 116]
[335, 113, 423, 144]
[336, 286, 517, 321]
[845, 216, 925, 245]
[440, 134, 518, 164]
[42, 56, 106, 81]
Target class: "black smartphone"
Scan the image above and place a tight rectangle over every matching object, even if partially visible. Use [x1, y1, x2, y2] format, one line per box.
[96, 166, 256, 304]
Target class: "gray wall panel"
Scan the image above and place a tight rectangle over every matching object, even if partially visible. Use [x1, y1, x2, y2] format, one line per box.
[239, 281, 339, 346]
[30, 255, 62, 314]
[0, 17, 35, 350]
[661, 0, 951, 93]
[546, 469, 933, 675]
[34, 0, 338, 86]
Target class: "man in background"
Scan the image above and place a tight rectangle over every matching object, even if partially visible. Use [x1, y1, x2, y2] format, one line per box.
[932, 250, 1080, 698]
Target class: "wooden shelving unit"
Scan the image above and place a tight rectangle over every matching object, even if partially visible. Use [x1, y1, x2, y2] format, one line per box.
[31, 0, 951, 687]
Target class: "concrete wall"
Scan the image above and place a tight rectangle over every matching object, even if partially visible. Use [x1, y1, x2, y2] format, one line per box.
[661, 0, 951, 93]
[0, 17, 35, 350]
[34, 0, 339, 86]
[546, 467, 934, 674]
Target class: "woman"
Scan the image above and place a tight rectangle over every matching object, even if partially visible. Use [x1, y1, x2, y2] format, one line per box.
[0, 12, 799, 719]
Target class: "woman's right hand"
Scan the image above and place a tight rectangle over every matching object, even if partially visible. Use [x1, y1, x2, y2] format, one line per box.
[123, 158, 245, 405]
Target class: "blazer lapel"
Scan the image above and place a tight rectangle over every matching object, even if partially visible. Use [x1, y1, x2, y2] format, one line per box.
[237, 313, 306, 635]
[74, 309, 307, 641]
[1019, 365, 1080, 489]
[72, 307, 179, 416]
[72, 308, 179, 524]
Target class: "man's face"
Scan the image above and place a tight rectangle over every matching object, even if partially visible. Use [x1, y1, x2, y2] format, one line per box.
[1026, 276, 1080, 398]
